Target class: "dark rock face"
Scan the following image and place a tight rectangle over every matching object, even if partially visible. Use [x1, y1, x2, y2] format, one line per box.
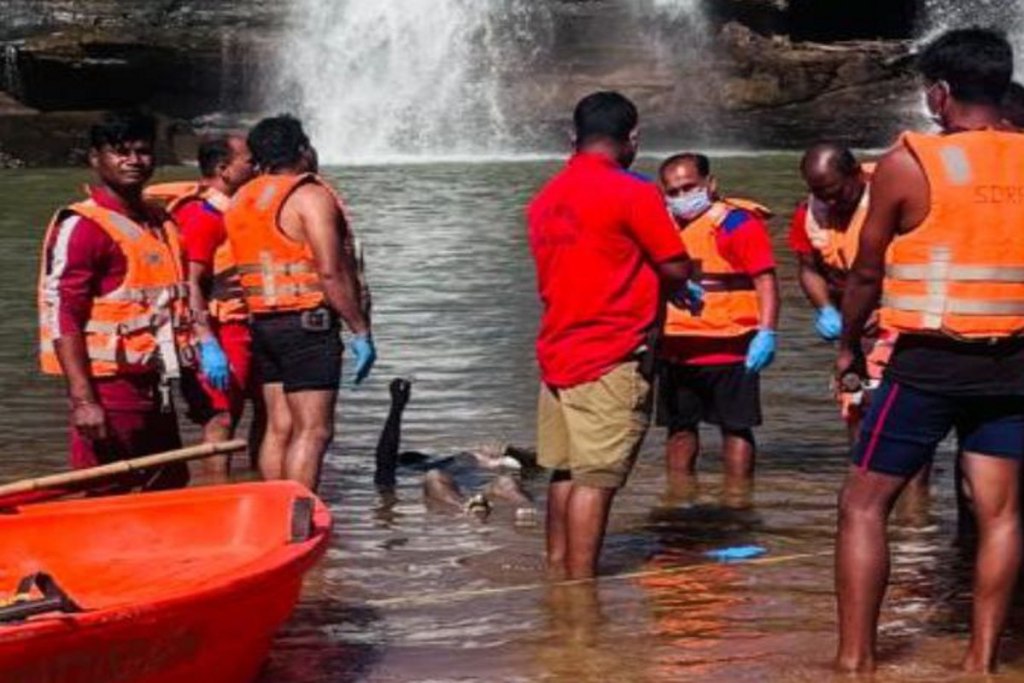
[0, 0, 922, 165]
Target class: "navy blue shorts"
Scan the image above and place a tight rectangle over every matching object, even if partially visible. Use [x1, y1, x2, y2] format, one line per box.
[852, 380, 1024, 477]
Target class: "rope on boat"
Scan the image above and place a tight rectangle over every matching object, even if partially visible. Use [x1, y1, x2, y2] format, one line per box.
[365, 549, 833, 609]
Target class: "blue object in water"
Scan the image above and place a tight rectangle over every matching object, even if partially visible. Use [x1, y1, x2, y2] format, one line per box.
[704, 545, 767, 562]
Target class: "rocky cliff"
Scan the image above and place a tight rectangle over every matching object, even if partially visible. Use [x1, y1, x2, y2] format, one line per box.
[0, 0, 921, 165]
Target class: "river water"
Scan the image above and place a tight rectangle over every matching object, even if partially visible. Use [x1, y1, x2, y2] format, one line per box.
[0, 157, 1016, 682]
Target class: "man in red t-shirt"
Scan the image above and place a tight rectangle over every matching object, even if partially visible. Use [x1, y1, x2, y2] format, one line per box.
[172, 136, 257, 475]
[528, 92, 698, 579]
[657, 153, 779, 494]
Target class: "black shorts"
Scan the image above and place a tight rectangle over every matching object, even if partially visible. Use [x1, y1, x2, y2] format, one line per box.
[656, 362, 761, 433]
[251, 310, 342, 393]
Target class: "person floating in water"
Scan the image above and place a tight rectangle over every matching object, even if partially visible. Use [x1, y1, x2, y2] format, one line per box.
[655, 153, 779, 493]
[224, 115, 375, 491]
[835, 28, 1024, 675]
[37, 111, 203, 491]
[146, 135, 264, 478]
[527, 91, 700, 579]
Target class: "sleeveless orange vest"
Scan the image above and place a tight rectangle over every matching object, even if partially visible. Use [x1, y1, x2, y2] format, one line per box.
[663, 200, 766, 338]
[146, 182, 249, 324]
[39, 200, 195, 378]
[804, 163, 875, 273]
[880, 131, 1024, 339]
[224, 173, 327, 314]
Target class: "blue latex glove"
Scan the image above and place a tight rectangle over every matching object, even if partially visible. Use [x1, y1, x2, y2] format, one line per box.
[671, 280, 705, 315]
[704, 545, 767, 563]
[745, 329, 776, 373]
[349, 333, 377, 386]
[199, 338, 230, 391]
[815, 304, 842, 341]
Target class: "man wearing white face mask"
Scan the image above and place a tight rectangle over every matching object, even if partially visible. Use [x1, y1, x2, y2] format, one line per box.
[656, 153, 780, 492]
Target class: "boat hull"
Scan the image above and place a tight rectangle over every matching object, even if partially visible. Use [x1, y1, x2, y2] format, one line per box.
[0, 482, 331, 683]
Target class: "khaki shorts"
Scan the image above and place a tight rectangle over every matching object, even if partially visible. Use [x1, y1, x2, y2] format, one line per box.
[537, 360, 653, 489]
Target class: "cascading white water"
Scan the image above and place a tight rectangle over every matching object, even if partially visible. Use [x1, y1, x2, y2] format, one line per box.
[273, 0, 551, 163]
[273, 0, 712, 163]
[922, 0, 1024, 73]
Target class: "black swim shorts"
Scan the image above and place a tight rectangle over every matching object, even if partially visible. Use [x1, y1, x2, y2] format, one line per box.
[656, 361, 762, 433]
[250, 309, 343, 393]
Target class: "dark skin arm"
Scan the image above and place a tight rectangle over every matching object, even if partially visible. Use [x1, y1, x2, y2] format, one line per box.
[282, 183, 369, 335]
[55, 335, 107, 441]
[188, 261, 216, 342]
[797, 253, 833, 310]
[837, 145, 929, 377]
[656, 256, 694, 292]
[754, 270, 781, 330]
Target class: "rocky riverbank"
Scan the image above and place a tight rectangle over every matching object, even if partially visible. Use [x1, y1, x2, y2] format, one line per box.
[0, 0, 920, 166]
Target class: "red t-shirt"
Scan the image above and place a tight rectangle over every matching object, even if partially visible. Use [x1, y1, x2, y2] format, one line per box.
[662, 206, 777, 366]
[528, 153, 686, 388]
[788, 201, 813, 255]
[173, 197, 226, 268]
[41, 186, 170, 409]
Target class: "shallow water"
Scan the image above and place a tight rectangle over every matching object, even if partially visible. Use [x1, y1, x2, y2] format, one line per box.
[1, 157, 1019, 682]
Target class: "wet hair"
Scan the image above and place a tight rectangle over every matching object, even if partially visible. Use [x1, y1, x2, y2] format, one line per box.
[247, 114, 310, 172]
[659, 152, 711, 180]
[89, 110, 157, 150]
[573, 92, 639, 147]
[1003, 81, 1024, 128]
[918, 28, 1013, 106]
[197, 136, 233, 178]
[801, 142, 859, 178]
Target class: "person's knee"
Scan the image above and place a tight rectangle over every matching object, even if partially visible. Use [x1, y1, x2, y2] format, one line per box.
[838, 479, 889, 525]
[296, 420, 334, 446]
[722, 428, 755, 447]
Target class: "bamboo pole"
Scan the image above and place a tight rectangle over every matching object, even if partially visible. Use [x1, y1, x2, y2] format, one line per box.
[0, 439, 248, 501]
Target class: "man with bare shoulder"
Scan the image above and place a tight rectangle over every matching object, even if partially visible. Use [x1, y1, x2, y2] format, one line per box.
[836, 29, 1024, 674]
[225, 115, 375, 491]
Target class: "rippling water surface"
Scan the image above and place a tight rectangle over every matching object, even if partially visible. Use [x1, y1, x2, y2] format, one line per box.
[0, 157, 1017, 682]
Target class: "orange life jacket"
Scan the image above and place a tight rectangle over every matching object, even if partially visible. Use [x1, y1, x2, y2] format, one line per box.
[146, 182, 249, 324]
[880, 130, 1024, 340]
[663, 200, 767, 338]
[803, 163, 875, 273]
[38, 200, 195, 378]
[224, 173, 326, 314]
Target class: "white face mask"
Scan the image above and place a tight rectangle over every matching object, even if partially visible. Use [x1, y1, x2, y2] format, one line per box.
[667, 188, 712, 221]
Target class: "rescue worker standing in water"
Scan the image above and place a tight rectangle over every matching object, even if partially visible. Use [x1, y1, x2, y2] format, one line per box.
[146, 135, 261, 477]
[657, 153, 780, 490]
[225, 115, 374, 492]
[792, 144, 931, 496]
[38, 111, 212, 490]
[836, 29, 1024, 674]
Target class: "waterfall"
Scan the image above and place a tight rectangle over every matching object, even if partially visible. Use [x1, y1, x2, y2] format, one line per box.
[1, 43, 22, 100]
[271, 0, 716, 163]
[922, 0, 1024, 73]
[272, 0, 551, 163]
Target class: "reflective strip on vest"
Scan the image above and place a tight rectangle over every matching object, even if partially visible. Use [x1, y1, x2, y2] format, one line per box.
[882, 294, 1024, 317]
[885, 245, 1024, 328]
[39, 338, 155, 366]
[887, 263, 1024, 282]
[243, 283, 323, 298]
[239, 255, 321, 306]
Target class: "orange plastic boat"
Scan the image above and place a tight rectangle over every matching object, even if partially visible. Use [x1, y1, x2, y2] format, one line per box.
[0, 481, 331, 683]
